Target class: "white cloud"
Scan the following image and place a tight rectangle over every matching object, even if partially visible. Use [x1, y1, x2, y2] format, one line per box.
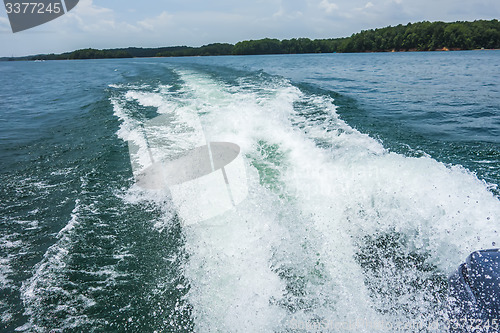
[319, 0, 339, 13]
[355, 1, 375, 11]
[71, 0, 112, 16]
[60, 0, 140, 34]
[272, 0, 305, 20]
[273, 6, 285, 17]
[63, 0, 113, 30]
[137, 11, 173, 31]
[272, 8, 304, 19]
[0, 16, 10, 31]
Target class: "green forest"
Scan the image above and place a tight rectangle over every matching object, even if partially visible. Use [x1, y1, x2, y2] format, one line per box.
[3, 19, 499, 61]
[232, 20, 500, 54]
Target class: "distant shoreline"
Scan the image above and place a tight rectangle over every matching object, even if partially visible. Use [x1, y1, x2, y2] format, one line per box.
[2, 46, 499, 62]
[357, 47, 499, 53]
[2, 19, 499, 61]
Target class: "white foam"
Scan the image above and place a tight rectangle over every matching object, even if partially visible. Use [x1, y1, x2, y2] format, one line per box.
[0, 230, 27, 292]
[21, 200, 81, 312]
[177, 69, 500, 330]
[0, 257, 13, 289]
[113, 68, 500, 332]
[1, 309, 13, 325]
[19, 194, 101, 331]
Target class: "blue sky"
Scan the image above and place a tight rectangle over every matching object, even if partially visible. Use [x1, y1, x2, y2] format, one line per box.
[1, 0, 500, 56]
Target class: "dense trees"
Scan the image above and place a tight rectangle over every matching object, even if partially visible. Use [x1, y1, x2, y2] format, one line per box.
[155, 43, 234, 57]
[2, 19, 499, 61]
[17, 44, 235, 60]
[233, 20, 500, 54]
[232, 37, 346, 55]
[67, 48, 133, 59]
[338, 20, 500, 52]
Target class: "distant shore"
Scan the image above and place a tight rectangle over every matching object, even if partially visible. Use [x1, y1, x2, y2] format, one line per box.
[2, 19, 499, 61]
[2, 45, 498, 62]
[368, 47, 498, 53]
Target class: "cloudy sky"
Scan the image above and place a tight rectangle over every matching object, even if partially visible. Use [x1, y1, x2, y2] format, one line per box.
[1, 0, 499, 56]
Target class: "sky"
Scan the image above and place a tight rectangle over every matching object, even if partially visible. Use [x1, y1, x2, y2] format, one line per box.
[1, 0, 499, 57]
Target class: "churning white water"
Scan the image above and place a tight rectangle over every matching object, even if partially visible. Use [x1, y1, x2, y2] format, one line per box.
[111, 67, 499, 332]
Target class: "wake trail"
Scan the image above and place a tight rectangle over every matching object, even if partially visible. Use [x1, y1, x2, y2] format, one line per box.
[112, 66, 500, 332]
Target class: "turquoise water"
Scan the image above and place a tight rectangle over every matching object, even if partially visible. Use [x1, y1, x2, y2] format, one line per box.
[0, 52, 499, 332]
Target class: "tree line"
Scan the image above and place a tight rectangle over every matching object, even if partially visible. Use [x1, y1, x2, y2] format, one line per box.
[338, 19, 500, 52]
[232, 20, 500, 54]
[2, 19, 499, 61]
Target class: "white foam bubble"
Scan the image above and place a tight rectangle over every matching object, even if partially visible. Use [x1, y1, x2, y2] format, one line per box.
[176, 69, 500, 330]
[21, 199, 81, 307]
[113, 68, 500, 332]
[19, 195, 100, 331]
[0, 257, 13, 290]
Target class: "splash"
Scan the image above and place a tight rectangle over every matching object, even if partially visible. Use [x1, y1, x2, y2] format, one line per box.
[110, 67, 500, 332]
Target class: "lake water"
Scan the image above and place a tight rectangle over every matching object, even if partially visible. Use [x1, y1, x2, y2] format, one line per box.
[0, 51, 499, 332]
